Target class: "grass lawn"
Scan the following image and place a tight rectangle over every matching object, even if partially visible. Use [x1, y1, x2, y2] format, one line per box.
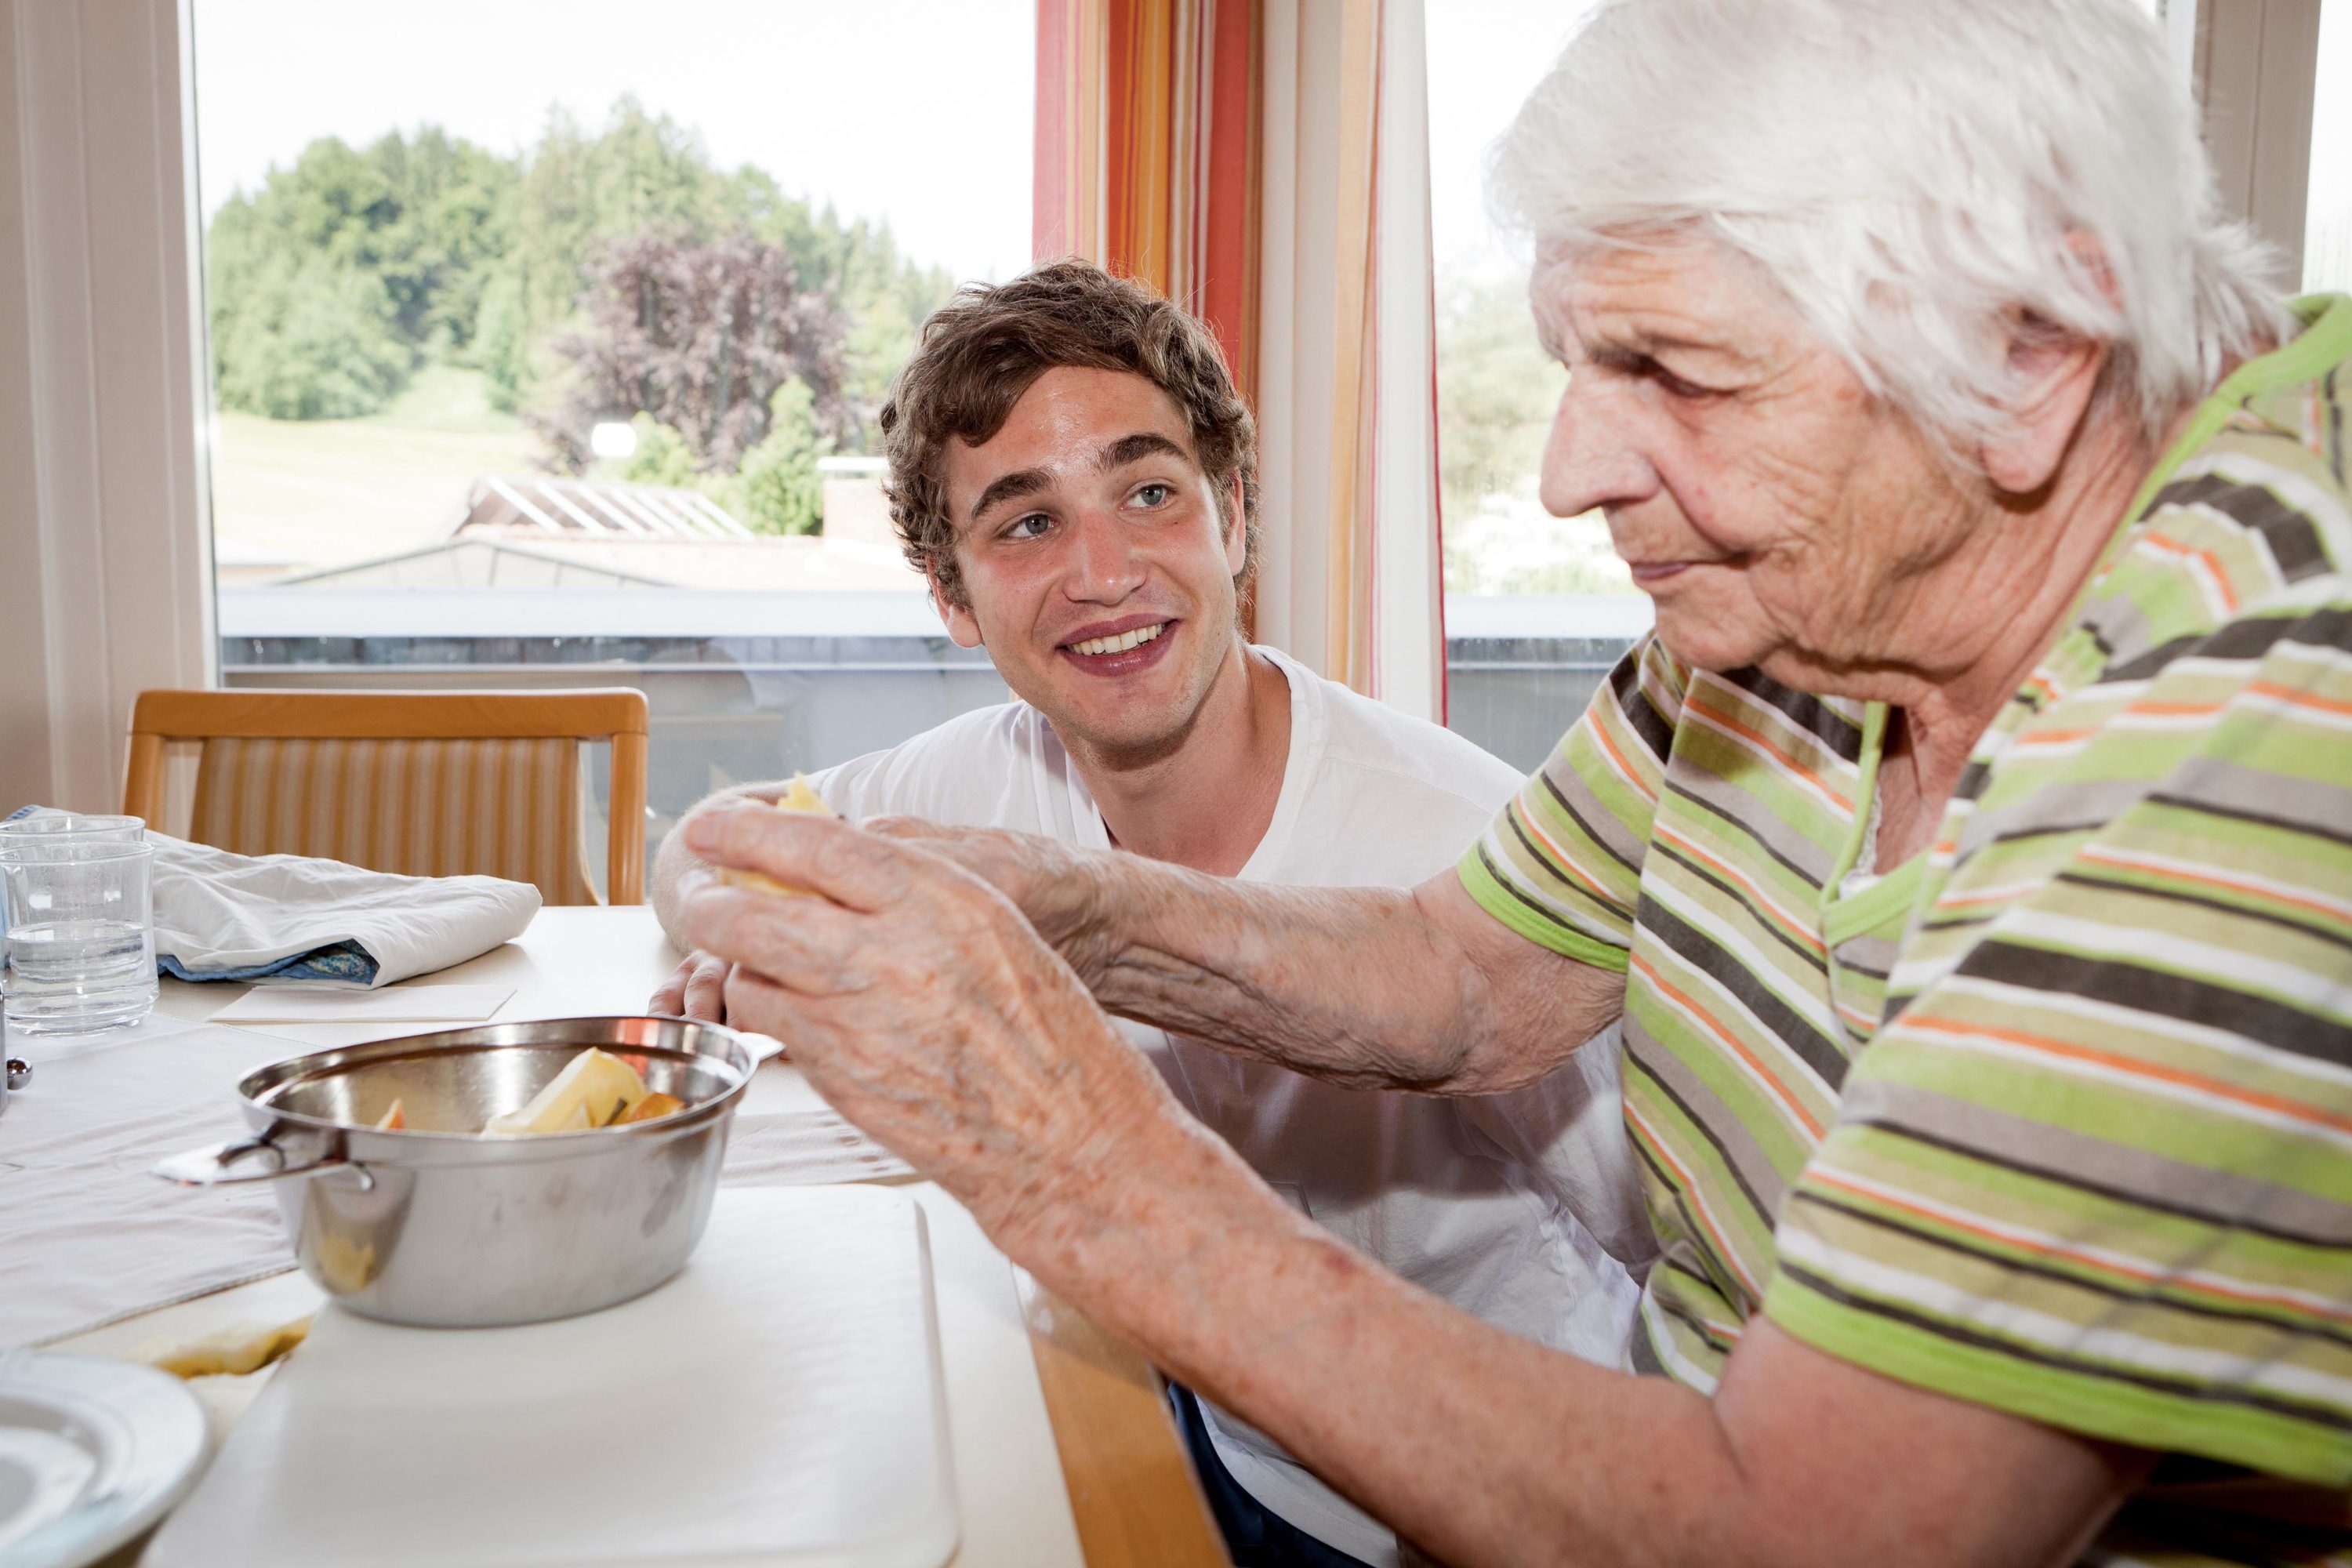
[209, 365, 546, 575]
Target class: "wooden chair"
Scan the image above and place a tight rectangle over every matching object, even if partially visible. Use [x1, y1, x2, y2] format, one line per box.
[122, 689, 649, 906]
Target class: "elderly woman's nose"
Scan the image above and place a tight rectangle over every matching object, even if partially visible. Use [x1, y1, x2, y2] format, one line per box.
[1539, 379, 1657, 519]
[1063, 509, 1149, 601]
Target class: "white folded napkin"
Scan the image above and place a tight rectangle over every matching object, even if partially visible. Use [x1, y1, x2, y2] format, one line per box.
[149, 833, 540, 988]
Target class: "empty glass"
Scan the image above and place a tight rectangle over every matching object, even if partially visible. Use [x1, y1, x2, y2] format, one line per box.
[0, 812, 147, 849]
[1, 835, 158, 1035]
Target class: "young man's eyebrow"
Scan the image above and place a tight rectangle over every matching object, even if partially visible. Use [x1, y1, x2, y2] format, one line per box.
[967, 466, 1052, 525]
[1095, 432, 1191, 472]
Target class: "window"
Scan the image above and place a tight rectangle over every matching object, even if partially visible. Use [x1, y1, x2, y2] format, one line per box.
[191, 0, 1032, 887]
[2305, 0, 2352, 292]
[1426, 0, 1647, 771]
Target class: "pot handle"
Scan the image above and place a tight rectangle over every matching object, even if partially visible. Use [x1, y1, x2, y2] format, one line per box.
[154, 1123, 349, 1186]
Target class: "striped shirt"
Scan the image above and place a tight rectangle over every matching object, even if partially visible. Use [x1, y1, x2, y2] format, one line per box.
[1460, 294, 2352, 1562]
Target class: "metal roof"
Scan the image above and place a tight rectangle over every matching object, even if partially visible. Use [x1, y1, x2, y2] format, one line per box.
[453, 475, 757, 542]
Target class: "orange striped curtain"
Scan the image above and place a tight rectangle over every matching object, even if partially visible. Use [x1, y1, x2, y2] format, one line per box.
[1035, 0, 1264, 407]
[1035, 0, 1441, 716]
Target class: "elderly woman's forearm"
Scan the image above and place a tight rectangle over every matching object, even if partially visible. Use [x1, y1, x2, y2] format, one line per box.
[1011, 1121, 1730, 1568]
[1076, 857, 1618, 1092]
[1014, 1126, 2135, 1568]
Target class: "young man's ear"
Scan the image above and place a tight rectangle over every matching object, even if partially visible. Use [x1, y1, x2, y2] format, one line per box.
[1221, 470, 1247, 577]
[928, 566, 984, 649]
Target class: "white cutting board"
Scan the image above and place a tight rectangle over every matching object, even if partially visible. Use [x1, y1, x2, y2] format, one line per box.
[146, 1186, 958, 1568]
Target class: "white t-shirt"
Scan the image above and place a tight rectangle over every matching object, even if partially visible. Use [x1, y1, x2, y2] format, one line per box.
[812, 645, 1653, 1566]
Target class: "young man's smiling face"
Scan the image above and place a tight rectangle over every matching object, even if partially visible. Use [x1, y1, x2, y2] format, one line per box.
[934, 365, 1248, 761]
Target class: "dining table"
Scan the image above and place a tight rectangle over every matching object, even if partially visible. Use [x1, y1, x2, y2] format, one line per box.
[30, 903, 1231, 1568]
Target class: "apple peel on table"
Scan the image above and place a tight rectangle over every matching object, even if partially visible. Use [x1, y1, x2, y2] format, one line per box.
[713, 774, 835, 899]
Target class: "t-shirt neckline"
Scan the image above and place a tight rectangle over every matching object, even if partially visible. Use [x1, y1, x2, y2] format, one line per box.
[1059, 643, 1323, 883]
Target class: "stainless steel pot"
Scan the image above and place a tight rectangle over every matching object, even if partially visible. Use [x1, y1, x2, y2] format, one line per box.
[154, 1018, 758, 1327]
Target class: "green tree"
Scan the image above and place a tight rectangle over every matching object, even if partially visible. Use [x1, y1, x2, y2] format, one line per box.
[214, 252, 409, 419]
[735, 377, 831, 535]
[532, 227, 848, 474]
[205, 97, 960, 448]
[207, 128, 514, 418]
[619, 413, 700, 487]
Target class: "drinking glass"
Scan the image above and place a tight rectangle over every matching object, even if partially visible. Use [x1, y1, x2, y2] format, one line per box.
[0, 837, 158, 1035]
[0, 813, 146, 843]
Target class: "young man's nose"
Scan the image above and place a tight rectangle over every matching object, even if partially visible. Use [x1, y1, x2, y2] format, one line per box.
[1540, 376, 1661, 521]
[1061, 508, 1148, 602]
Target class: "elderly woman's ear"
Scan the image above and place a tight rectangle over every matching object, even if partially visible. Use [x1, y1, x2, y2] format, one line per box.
[1979, 231, 2126, 498]
[1979, 314, 2111, 499]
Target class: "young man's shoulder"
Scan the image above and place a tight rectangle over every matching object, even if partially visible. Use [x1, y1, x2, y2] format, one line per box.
[808, 700, 1061, 826]
[1276, 651, 1523, 815]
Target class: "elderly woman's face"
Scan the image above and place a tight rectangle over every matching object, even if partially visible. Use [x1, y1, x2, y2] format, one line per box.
[1533, 243, 1975, 684]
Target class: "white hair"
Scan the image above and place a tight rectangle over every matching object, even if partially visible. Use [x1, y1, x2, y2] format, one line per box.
[1491, 0, 2289, 450]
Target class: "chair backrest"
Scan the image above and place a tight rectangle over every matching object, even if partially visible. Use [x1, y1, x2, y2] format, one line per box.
[122, 690, 649, 906]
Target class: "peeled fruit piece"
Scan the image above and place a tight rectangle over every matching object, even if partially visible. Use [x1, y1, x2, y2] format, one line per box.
[149, 1315, 314, 1379]
[374, 1099, 405, 1131]
[616, 1092, 685, 1125]
[483, 1047, 650, 1135]
[714, 773, 835, 898]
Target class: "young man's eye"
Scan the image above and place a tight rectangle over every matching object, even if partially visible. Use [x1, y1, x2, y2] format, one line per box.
[1131, 482, 1173, 508]
[1004, 514, 1052, 540]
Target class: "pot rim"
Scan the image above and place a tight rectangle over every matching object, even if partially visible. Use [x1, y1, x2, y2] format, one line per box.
[232, 1015, 757, 1152]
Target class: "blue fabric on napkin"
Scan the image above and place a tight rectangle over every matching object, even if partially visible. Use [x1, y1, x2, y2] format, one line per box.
[156, 941, 379, 985]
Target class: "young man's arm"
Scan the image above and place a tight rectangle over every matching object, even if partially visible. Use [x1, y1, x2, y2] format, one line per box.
[871, 818, 1624, 1093]
[673, 806, 2151, 1568]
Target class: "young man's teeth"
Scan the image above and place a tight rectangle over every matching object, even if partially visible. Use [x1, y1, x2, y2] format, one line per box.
[1070, 623, 1166, 657]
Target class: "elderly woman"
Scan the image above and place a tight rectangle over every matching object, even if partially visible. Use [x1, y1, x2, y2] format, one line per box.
[675, 0, 2351, 1561]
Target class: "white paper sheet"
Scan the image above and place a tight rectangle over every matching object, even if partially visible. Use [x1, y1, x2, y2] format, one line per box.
[205, 984, 514, 1025]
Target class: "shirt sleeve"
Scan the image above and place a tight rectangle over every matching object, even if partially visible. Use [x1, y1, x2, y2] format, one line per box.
[1764, 602, 2352, 1490]
[1455, 633, 1688, 972]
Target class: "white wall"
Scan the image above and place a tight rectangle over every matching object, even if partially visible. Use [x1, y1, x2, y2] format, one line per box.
[0, 0, 212, 817]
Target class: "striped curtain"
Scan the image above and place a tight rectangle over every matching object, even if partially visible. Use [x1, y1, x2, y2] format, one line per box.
[1035, 0, 1263, 405]
[1034, 0, 1444, 717]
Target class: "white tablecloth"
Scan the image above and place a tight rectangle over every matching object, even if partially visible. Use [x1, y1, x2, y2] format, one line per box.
[0, 1014, 296, 1347]
[2, 1011, 909, 1348]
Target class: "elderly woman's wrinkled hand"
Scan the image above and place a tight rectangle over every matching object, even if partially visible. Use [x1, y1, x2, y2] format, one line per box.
[673, 800, 1180, 1245]
[859, 816, 1123, 988]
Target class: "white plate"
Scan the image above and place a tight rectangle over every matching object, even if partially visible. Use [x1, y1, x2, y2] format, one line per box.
[0, 1353, 208, 1568]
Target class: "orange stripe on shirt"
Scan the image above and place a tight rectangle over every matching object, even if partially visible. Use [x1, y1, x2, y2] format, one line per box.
[1681, 693, 1853, 815]
[2077, 848, 2352, 928]
[2138, 533, 2242, 614]
[1510, 799, 1626, 909]
[1623, 1096, 1765, 1301]
[1804, 1167, 2352, 1328]
[1653, 823, 1827, 956]
[1904, 1013, 2352, 1138]
[1632, 950, 1828, 1138]
[2246, 681, 2352, 720]
[1587, 702, 1664, 806]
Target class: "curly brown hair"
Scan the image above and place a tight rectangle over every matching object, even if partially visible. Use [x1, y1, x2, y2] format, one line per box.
[877, 259, 1258, 609]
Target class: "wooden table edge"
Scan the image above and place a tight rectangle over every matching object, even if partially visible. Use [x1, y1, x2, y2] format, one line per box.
[1018, 1274, 1231, 1568]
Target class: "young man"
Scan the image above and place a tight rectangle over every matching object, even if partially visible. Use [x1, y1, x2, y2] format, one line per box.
[649, 261, 1649, 1568]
